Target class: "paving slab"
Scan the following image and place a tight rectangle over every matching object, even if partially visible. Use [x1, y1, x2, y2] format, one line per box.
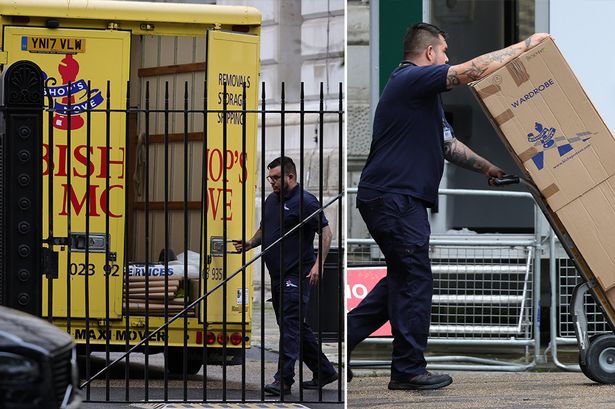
[347, 370, 615, 409]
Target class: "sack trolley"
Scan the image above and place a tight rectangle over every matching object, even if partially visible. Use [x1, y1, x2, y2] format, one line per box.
[495, 175, 615, 383]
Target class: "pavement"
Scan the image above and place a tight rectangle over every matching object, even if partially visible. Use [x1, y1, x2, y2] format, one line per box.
[78, 277, 344, 409]
[347, 369, 615, 409]
[68, 273, 615, 409]
[66, 276, 615, 409]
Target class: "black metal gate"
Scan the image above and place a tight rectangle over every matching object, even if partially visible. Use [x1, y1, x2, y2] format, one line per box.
[0, 60, 344, 405]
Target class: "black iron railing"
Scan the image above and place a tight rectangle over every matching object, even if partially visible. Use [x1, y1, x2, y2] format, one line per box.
[0, 60, 344, 404]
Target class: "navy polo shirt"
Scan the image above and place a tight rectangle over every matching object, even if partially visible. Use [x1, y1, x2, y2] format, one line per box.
[358, 63, 450, 207]
[261, 184, 328, 281]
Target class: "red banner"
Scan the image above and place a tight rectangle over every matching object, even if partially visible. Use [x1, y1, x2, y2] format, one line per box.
[346, 266, 392, 337]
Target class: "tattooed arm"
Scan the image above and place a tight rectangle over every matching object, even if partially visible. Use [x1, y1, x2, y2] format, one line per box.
[444, 138, 505, 184]
[446, 33, 551, 89]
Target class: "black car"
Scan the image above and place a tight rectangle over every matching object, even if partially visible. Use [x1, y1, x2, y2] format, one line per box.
[0, 305, 81, 408]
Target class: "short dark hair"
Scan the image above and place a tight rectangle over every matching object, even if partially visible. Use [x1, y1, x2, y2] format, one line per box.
[403, 22, 447, 59]
[267, 156, 296, 176]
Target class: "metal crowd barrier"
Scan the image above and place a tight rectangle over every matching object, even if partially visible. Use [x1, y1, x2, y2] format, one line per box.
[347, 186, 543, 371]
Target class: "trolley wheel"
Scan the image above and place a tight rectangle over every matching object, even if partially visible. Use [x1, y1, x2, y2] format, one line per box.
[580, 356, 599, 382]
[580, 334, 603, 382]
[583, 334, 615, 384]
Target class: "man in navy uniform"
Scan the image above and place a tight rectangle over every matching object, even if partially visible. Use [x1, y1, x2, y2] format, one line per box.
[347, 23, 551, 390]
[234, 156, 337, 395]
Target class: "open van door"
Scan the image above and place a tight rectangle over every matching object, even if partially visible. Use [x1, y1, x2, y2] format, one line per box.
[203, 29, 259, 329]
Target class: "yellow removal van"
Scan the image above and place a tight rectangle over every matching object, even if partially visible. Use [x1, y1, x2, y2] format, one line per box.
[0, 0, 260, 373]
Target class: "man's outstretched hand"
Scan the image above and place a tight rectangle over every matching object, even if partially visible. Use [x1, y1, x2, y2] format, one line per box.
[485, 164, 506, 186]
[232, 240, 252, 252]
[526, 33, 553, 49]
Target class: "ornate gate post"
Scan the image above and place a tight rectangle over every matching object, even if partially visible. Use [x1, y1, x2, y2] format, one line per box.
[0, 60, 44, 315]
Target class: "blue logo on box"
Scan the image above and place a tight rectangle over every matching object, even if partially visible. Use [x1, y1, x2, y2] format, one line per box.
[527, 122, 593, 170]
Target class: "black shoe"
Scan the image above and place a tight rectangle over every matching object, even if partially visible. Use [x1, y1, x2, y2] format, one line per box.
[301, 371, 338, 389]
[388, 372, 453, 391]
[264, 380, 291, 395]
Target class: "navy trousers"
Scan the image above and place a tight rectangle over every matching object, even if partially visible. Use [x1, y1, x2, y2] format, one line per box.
[271, 275, 336, 385]
[348, 189, 433, 379]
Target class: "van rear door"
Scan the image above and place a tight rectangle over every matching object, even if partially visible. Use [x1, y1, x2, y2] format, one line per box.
[3, 27, 130, 319]
[204, 30, 259, 325]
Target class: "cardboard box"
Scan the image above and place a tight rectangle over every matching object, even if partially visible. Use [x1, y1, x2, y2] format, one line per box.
[470, 38, 615, 304]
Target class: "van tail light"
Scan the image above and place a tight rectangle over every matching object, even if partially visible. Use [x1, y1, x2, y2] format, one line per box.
[230, 333, 242, 345]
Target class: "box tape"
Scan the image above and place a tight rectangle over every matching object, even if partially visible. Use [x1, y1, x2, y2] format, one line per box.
[477, 84, 501, 99]
[506, 59, 530, 86]
[494, 109, 514, 125]
[542, 183, 559, 199]
[519, 146, 538, 163]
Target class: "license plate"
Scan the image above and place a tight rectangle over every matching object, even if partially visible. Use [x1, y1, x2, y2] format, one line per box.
[22, 36, 86, 53]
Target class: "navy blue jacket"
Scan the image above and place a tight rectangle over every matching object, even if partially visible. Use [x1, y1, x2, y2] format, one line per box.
[359, 63, 450, 207]
[261, 184, 328, 281]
